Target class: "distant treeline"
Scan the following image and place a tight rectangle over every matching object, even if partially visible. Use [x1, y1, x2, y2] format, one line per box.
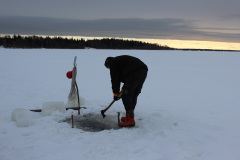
[0, 35, 172, 50]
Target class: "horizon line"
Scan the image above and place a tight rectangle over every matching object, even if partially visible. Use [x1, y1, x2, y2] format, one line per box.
[1, 34, 240, 51]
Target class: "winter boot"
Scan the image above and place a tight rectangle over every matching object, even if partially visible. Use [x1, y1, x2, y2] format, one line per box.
[121, 116, 126, 122]
[118, 111, 135, 127]
[121, 108, 135, 122]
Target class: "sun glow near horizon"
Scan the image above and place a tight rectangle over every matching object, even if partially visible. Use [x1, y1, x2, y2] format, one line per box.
[67, 36, 240, 51]
[143, 39, 240, 51]
[70, 36, 240, 51]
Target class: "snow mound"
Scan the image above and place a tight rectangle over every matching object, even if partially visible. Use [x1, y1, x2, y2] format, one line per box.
[11, 108, 32, 127]
[41, 101, 66, 116]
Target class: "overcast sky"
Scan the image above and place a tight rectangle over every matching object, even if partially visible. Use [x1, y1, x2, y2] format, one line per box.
[0, 0, 240, 43]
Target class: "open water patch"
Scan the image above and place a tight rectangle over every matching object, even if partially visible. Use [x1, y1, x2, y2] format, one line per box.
[61, 112, 121, 132]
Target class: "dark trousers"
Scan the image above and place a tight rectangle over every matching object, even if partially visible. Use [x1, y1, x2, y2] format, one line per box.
[121, 69, 148, 112]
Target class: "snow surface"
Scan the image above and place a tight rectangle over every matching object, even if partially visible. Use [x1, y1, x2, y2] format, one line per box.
[0, 48, 240, 160]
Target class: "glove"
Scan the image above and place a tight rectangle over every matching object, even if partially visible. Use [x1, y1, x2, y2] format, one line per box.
[113, 93, 121, 101]
[113, 89, 124, 101]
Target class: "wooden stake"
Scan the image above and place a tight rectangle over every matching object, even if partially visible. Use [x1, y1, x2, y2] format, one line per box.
[117, 112, 120, 123]
[71, 113, 74, 128]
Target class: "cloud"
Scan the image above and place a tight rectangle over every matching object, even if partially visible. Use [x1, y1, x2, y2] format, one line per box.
[0, 16, 239, 43]
[220, 13, 240, 20]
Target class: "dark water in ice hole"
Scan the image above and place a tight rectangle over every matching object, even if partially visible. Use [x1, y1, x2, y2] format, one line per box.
[61, 113, 121, 132]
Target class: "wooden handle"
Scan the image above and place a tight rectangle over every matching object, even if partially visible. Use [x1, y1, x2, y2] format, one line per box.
[103, 100, 115, 112]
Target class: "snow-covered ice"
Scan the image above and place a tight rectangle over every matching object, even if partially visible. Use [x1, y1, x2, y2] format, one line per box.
[0, 48, 240, 160]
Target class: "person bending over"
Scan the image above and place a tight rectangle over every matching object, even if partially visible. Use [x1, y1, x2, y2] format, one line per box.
[104, 55, 148, 127]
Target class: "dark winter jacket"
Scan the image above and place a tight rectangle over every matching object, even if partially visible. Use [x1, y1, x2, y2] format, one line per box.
[106, 55, 148, 93]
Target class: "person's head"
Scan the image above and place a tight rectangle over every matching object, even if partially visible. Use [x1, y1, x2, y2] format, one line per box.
[104, 57, 113, 68]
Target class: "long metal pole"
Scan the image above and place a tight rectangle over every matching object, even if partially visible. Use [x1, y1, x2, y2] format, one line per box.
[75, 81, 80, 115]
